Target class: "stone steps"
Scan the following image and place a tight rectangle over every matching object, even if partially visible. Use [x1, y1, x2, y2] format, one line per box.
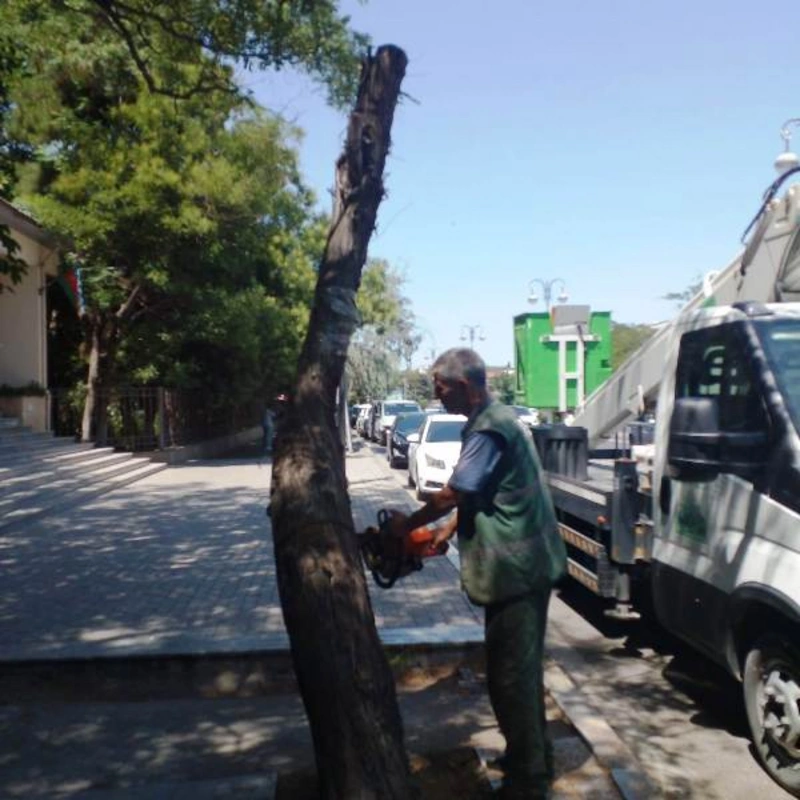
[0, 416, 166, 532]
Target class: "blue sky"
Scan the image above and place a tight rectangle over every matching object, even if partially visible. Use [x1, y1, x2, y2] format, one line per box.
[246, 0, 798, 367]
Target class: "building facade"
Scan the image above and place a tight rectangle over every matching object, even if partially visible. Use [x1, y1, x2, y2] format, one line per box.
[0, 200, 61, 430]
[513, 306, 612, 414]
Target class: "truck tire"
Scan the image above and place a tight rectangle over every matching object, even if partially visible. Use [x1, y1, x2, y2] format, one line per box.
[743, 635, 800, 796]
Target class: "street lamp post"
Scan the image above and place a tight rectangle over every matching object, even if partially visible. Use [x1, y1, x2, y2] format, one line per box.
[528, 278, 568, 310]
[460, 324, 485, 350]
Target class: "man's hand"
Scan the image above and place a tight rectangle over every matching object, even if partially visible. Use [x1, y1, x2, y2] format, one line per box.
[431, 511, 458, 546]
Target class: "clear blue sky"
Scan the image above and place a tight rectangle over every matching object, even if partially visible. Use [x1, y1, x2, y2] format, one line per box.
[246, 0, 798, 367]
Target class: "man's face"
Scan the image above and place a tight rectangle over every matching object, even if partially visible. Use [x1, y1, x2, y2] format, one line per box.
[433, 374, 469, 416]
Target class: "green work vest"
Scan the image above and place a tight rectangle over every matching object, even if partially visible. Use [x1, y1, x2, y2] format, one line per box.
[456, 402, 567, 605]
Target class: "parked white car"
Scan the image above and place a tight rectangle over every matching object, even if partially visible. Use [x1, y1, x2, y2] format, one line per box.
[373, 399, 422, 445]
[510, 405, 540, 429]
[407, 413, 466, 501]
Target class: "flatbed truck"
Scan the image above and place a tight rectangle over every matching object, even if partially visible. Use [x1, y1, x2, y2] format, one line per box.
[536, 123, 800, 796]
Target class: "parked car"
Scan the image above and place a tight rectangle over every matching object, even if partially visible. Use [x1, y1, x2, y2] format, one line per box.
[355, 405, 372, 436]
[349, 403, 371, 429]
[372, 399, 422, 445]
[386, 411, 427, 468]
[510, 405, 540, 429]
[407, 413, 466, 501]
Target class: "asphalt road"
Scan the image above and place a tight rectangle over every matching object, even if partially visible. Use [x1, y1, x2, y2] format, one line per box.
[370, 439, 794, 799]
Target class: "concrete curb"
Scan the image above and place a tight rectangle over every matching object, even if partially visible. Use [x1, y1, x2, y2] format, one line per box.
[544, 661, 662, 799]
[148, 426, 262, 465]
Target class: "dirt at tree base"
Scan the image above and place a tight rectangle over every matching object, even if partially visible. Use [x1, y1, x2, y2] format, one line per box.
[276, 746, 493, 799]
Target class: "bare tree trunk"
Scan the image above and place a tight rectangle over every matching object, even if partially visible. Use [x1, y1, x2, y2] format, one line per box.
[80, 319, 102, 443]
[270, 46, 412, 799]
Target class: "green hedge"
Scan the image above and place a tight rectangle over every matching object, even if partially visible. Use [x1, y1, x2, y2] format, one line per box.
[0, 382, 47, 397]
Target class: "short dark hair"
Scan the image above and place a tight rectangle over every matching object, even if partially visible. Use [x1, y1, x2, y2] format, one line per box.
[432, 348, 486, 388]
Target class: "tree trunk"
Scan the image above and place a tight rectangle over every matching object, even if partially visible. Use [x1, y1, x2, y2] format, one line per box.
[80, 318, 102, 443]
[270, 46, 411, 799]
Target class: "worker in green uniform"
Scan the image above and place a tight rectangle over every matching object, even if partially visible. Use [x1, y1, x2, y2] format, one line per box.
[389, 348, 567, 798]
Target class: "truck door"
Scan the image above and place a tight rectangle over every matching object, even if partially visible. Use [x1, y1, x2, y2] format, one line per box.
[653, 322, 771, 662]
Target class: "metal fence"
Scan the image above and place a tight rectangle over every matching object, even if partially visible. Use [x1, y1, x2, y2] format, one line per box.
[50, 387, 260, 452]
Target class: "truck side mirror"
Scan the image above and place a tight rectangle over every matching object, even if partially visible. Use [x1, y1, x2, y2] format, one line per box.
[667, 396, 721, 481]
[667, 396, 768, 481]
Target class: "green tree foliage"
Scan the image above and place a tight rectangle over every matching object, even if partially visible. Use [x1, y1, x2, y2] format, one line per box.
[0, 0, 365, 290]
[661, 275, 703, 309]
[348, 258, 419, 402]
[0, 32, 29, 289]
[610, 322, 655, 371]
[490, 369, 515, 404]
[0, 0, 346, 437]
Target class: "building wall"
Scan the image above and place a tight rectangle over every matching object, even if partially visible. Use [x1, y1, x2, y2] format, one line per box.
[0, 229, 59, 389]
[513, 310, 612, 410]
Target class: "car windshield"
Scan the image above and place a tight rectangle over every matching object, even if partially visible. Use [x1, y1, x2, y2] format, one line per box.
[425, 420, 465, 443]
[757, 319, 800, 432]
[395, 412, 425, 434]
[384, 402, 420, 416]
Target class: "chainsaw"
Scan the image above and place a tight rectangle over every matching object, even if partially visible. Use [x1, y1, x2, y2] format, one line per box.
[357, 509, 449, 589]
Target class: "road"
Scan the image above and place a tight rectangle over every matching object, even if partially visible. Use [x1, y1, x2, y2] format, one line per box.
[368, 439, 794, 799]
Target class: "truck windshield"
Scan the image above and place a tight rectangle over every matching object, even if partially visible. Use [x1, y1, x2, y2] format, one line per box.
[757, 319, 800, 432]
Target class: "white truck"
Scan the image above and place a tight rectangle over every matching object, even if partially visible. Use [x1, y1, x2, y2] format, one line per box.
[539, 122, 800, 796]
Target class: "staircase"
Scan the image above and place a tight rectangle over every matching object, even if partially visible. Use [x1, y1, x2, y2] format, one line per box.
[0, 417, 167, 532]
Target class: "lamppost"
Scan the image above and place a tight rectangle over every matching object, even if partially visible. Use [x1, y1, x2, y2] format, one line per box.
[527, 278, 568, 310]
[460, 324, 485, 350]
[775, 118, 800, 174]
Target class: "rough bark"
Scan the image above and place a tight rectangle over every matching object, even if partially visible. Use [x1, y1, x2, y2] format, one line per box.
[270, 45, 412, 799]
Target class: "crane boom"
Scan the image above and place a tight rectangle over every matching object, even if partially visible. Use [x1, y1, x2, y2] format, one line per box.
[573, 175, 800, 446]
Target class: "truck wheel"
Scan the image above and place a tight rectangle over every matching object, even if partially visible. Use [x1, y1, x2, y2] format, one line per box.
[743, 635, 800, 796]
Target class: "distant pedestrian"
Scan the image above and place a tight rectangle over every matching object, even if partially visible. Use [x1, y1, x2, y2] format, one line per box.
[388, 348, 567, 799]
[262, 405, 275, 455]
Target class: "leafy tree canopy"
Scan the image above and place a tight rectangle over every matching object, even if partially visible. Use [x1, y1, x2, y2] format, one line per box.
[610, 322, 655, 371]
[4, 0, 366, 105]
[349, 258, 418, 402]
[0, 0, 366, 289]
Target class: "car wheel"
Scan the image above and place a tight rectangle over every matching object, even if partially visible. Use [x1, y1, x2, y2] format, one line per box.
[743, 635, 800, 795]
[415, 486, 426, 502]
[388, 447, 397, 468]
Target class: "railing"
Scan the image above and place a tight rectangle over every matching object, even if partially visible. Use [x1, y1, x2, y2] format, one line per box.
[50, 387, 260, 452]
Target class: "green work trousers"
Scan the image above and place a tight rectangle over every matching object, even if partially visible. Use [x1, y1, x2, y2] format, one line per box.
[485, 588, 553, 795]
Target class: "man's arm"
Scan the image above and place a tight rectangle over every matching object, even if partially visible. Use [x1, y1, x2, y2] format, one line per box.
[389, 485, 462, 538]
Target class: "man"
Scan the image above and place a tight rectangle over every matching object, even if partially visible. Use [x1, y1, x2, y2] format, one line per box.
[389, 348, 567, 798]
[262, 404, 276, 455]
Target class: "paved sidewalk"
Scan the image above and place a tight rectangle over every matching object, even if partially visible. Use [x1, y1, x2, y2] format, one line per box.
[0, 440, 636, 799]
[0, 443, 480, 662]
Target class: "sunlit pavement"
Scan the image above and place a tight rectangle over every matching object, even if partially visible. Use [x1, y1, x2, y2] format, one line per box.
[0, 437, 636, 799]
[0, 441, 481, 662]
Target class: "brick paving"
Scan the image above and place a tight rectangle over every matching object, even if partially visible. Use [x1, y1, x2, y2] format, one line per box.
[0, 441, 481, 661]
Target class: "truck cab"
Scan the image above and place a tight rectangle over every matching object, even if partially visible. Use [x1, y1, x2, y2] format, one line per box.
[648, 302, 800, 793]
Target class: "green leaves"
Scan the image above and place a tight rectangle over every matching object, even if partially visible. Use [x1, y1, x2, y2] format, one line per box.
[0, 0, 367, 418]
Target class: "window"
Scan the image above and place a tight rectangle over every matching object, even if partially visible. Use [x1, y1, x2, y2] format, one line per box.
[675, 324, 767, 432]
[425, 420, 465, 443]
[756, 319, 800, 433]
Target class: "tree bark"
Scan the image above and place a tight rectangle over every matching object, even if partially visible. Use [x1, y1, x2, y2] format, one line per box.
[270, 46, 412, 799]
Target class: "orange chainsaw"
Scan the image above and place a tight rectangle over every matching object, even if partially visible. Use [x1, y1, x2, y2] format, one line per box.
[358, 509, 449, 589]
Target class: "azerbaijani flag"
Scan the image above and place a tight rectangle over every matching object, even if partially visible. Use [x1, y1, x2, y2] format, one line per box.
[57, 258, 85, 314]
